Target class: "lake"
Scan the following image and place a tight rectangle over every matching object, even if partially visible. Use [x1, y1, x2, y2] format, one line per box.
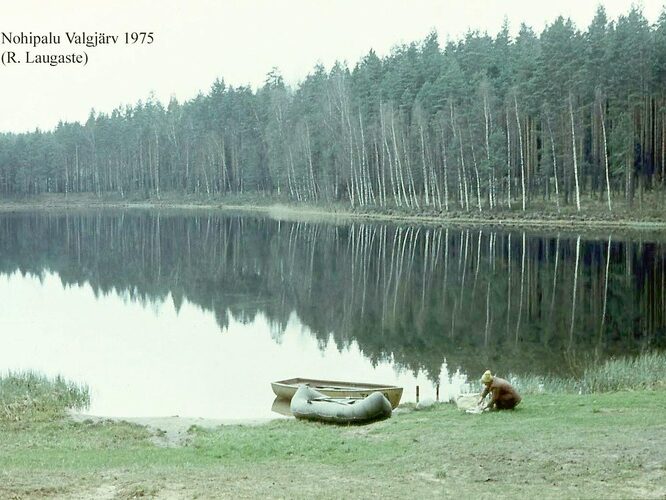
[0, 211, 664, 419]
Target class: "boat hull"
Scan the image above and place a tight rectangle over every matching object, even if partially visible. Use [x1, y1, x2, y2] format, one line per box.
[290, 385, 392, 424]
[271, 378, 403, 409]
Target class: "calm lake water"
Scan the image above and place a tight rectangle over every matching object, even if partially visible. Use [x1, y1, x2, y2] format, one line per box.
[0, 211, 664, 419]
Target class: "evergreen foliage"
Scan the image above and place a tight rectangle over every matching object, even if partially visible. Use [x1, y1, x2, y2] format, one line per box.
[1, 7, 665, 212]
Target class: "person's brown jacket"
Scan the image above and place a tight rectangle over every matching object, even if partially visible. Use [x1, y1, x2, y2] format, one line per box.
[480, 377, 521, 410]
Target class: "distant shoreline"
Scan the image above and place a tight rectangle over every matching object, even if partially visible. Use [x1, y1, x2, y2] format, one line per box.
[1, 194, 666, 231]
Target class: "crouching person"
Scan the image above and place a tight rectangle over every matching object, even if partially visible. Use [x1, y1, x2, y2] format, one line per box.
[478, 370, 521, 410]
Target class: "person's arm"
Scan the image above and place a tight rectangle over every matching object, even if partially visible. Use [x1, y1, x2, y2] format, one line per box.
[477, 386, 490, 406]
[479, 387, 498, 410]
[482, 397, 496, 411]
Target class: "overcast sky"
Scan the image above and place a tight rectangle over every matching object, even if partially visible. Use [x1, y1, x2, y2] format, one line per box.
[1, 0, 663, 133]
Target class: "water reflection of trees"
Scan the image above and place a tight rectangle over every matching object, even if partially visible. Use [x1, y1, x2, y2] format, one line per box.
[0, 212, 663, 381]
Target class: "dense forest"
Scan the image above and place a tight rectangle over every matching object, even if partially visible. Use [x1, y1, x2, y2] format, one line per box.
[1, 212, 663, 380]
[1, 6, 666, 213]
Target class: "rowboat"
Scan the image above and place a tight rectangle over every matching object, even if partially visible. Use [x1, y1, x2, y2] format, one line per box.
[290, 384, 392, 424]
[271, 378, 403, 409]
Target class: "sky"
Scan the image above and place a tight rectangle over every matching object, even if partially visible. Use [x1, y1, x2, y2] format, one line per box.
[0, 0, 663, 133]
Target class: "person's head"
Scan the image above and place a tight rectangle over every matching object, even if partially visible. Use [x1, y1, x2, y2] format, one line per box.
[481, 370, 493, 387]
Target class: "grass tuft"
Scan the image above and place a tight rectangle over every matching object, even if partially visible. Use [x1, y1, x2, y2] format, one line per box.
[509, 352, 666, 395]
[0, 371, 90, 422]
[582, 351, 666, 392]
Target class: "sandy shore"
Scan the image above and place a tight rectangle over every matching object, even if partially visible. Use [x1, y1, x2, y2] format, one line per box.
[69, 412, 278, 447]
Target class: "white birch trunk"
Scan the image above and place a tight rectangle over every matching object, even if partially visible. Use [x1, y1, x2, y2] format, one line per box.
[514, 95, 525, 211]
[484, 92, 492, 209]
[403, 132, 420, 209]
[569, 94, 581, 211]
[419, 124, 430, 206]
[440, 126, 450, 211]
[390, 111, 410, 208]
[380, 105, 399, 206]
[599, 100, 612, 212]
[469, 126, 482, 211]
[457, 125, 470, 211]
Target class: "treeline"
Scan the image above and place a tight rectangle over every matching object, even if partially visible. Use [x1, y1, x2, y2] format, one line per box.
[1, 6, 665, 212]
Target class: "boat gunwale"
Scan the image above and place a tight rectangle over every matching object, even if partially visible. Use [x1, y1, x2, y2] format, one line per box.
[272, 378, 402, 391]
[271, 378, 403, 409]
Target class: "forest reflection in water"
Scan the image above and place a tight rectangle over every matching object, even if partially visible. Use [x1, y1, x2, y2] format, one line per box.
[0, 212, 664, 401]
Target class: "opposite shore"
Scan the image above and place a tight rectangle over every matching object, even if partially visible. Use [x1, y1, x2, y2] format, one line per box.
[1, 193, 666, 232]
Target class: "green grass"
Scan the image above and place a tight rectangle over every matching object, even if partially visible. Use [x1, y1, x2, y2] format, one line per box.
[0, 354, 666, 498]
[0, 391, 664, 499]
[0, 371, 89, 422]
[0, 359, 664, 498]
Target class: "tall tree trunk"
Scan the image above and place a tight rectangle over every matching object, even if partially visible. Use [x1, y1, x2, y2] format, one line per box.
[154, 131, 160, 199]
[569, 94, 581, 211]
[506, 109, 512, 209]
[483, 92, 493, 209]
[661, 113, 666, 190]
[598, 99, 612, 212]
[514, 94, 526, 211]
[440, 126, 450, 211]
[391, 111, 410, 208]
[469, 125, 483, 211]
[402, 132, 420, 209]
[380, 104, 399, 206]
[457, 124, 470, 211]
[546, 114, 561, 213]
[305, 122, 318, 202]
[419, 123, 430, 206]
[373, 135, 385, 207]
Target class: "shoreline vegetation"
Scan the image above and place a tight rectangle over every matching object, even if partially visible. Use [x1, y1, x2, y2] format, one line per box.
[1, 193, 666, 231]
[0, 371, 89, 422]
[1, 354, 664, 497]
[510, 352, 666, 394]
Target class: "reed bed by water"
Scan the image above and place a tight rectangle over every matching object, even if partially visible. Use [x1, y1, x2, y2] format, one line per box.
[509, 352, 666, 395]
[582, 351, 666, 392]
[0, 371, 89, 421]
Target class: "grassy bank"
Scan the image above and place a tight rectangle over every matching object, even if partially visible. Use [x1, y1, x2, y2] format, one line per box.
[0, 371, 89, 422]
[1, 192, 666, 231]
[0, 391, 664, 499]
[1, 361, 665, 499]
